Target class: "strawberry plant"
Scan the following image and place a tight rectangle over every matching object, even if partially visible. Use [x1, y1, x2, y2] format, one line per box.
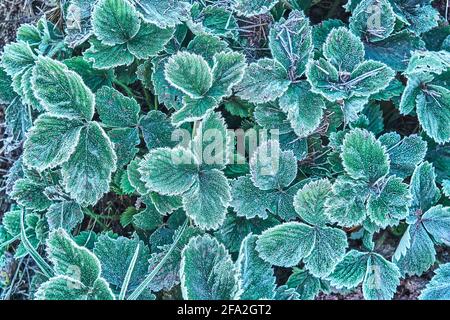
[0, 0, 449, 300]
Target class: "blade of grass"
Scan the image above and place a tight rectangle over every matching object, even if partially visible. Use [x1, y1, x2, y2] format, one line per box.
[127, 219, 188, 300]
[20, 208, 54, 279]
[119, 242, 141, 300]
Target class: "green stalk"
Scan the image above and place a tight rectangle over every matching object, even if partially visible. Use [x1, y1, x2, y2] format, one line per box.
[113, 79, 135, 98]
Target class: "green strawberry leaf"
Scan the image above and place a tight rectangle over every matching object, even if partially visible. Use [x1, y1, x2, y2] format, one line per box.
[61, 122, 117, 206]
[23, 115, 83, 171]
[180, 234, 238, 300]
[420, 262, 450, 300]
[236, 234, 276, 300]
[235, 58, 291, 104]
[91, 0, 140, 46]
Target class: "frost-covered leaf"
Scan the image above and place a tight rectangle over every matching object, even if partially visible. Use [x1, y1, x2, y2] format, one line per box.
[32, 56, 94, 120]
[273, 285, 300, 300]
[164, 51, 213, 99]
[278, 82, 325, 138]
[46, 229, 101, 287]
[214, 213, 278, 253]
[11, 178, 52, 211]
[84, 38, 134, 69]
[46, 201, 84, 232]
[92, 0, 140, 46]
[329, 250, 369, 289]
[422, 205, 450, 245]
[35, 275, 114, 300]
[330, 250, 400, 300]
[147, 225, 202, 292]
[256, 222, 315, 267]
[389, 0, 439, 35]
[363, 253, 400, 300]
[286, 268, 323, 300]
[303, 226, 347, 278]
[393, 223, 436, 276]
[64, 57, 114, 92]
[365, 30, 425, 71]
[294, 178, 332, 226]
[108, 127, 140, 168]
[404, 50, 450, 76]
[95, 86, 139, 127]
[64, 0, 94, 48]
[256, 222, 347, 277]
[419, 263, 450, 300]
[250, 140, 297, 191]
[139, 110, 176, 150]
[0, 68, 16, 104]
[410, 161, 440, 213]
[190, 6, 238, 39]
[139, 147, 199, 196]
[93, 234, 150, 291]
[23, 115, 83, 171]
[1, 41, 36, 76]
[341, 128, 389, 184]
[379, 133, 427, 178]
[309, 30, 394, 101]
[208, 52, 246, 99]
[2, 209, 21, 238]
[416, 85, 450, 144]
[349, 60, 395, 97]
[171, 95, 218, 125]
[231, 175, 276, 219]
[127, 158, 148, 195]
[182, 169, 231, 230]
[15, 23, 40, 44]
[254, 102, 292, 134]
[340, 96, 370, 125]
[132, 0, 191, 28]
[20, 67, 43, 110]
[349, 0, 395, 42]
[192, 111, 230, 170]
[4, 98, 32, 142]
[367, 176, 411, 228]
[269, 10, 312, 78]
[233, 0, 279, 17]
[127, 22, 174, 59]
[426, 143, 450, 184]
[273, 181, 305, 221]
[306, 58, 342, 101]
[235, 58, 291, 104]
[312, 19, 345, 51]
[279, 132, 308, 161]
[323, 27, 364, 72]
[186, 34, 229, 65]
[151, 56, 185, 110]
[133, 197, 163, 231]
[180, 235, 238, 300]
[150, 192, 182, 216]
[443, 180, 450, 198]
[325, 176, 369, 227]
[236, 234, 276, 300]
[38, 229, 114, 300]
[61, 122, 117, 206]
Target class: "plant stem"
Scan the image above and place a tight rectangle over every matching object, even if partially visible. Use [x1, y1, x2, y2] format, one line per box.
[113, 79, 135, 98]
